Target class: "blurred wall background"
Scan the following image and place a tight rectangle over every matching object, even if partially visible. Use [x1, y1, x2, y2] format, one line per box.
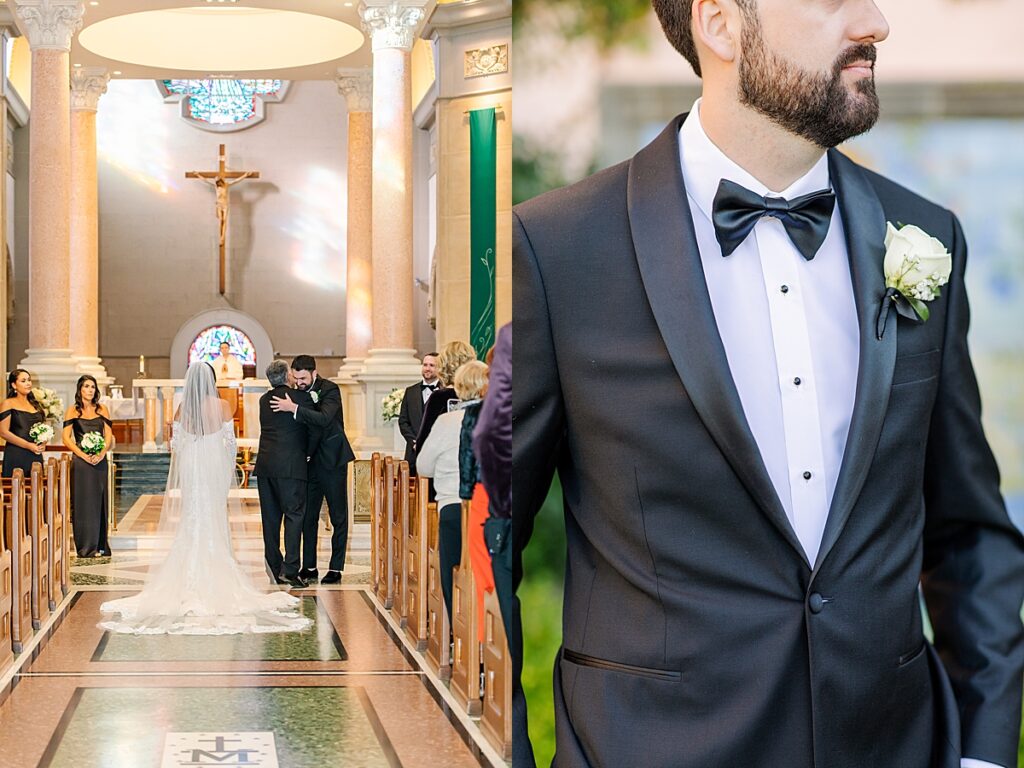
[514, 1, 1024, 764]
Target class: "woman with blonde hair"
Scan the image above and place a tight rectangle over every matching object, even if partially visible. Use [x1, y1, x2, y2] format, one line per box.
[417, 359, 488, 625]
[414, 340, 476, 456]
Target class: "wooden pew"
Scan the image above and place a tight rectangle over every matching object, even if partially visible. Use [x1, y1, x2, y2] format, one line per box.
[58, 455, 72, 597]
[450, 499, 482, 716]
[44, 458, 65, 612]
[389, 461, 411, 628]
[369, 453, 383, 593]
[29, 463, 51, 630]
[480, 588, 512, 759]
[4, 471, 32, 653]
[374, 457, 396, 609]
[425, 496, 451, 681]
[403, 476, 430, 651]
[0, 478, 13, 674]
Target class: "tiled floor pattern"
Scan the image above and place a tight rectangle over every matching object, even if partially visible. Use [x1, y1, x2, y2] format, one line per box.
[0, 589, 499, 768]
[1, 491, 500, 768]
[72, 492, 373, 586]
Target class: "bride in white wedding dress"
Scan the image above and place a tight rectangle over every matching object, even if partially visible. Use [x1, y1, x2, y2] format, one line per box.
[99, 362, 312, 635]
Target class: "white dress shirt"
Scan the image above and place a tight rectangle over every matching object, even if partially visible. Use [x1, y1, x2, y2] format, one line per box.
[679, 101, 858, 567]
[421, 380, 438, 404]
[679, 101, 1002, 768]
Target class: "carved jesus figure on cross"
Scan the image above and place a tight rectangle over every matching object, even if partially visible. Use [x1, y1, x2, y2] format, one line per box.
[186, 144, 259, 294]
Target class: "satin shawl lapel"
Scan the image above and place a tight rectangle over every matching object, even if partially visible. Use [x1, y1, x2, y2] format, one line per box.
[812, 150, 896, 573]
[627, 115, 808, 567]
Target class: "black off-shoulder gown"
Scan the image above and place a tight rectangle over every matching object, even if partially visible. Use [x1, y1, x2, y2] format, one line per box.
[1, 408, 44, 478]
[67, 415, 112, 557]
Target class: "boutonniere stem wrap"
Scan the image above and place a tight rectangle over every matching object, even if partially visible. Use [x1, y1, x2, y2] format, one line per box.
[876, 222, 952, 339]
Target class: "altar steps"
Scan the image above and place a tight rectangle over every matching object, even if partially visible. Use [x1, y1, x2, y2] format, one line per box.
[112, 452, 170, 519]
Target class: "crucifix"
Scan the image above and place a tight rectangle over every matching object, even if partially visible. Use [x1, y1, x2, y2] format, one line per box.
[186, 144, 260, 294]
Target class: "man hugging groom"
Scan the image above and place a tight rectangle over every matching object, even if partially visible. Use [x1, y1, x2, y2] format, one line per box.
[256, 356, 355, 589]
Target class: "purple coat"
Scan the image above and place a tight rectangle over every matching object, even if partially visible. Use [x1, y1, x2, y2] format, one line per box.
[473, 323, 511, 518]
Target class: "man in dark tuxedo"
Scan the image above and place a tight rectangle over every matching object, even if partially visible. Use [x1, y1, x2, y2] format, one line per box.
[255, 360, 313, 589]
[397, 352, 440, 474]
[271, 355, 355, 585]
[514, 2, 1024, 768]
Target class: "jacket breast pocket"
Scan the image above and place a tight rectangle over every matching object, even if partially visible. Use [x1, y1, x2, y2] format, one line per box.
[892, 349, 940, 387]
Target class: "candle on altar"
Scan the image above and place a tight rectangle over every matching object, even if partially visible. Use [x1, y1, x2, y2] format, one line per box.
[139, 355, 145, 375]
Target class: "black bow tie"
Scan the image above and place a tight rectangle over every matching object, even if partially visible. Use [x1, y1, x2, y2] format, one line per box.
[422, 383, 437, 390]
[711, 179, 836, 261]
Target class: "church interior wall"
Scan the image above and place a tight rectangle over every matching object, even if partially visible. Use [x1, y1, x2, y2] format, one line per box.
[431, 12, 511, 351]
[7, 78, 358, 383]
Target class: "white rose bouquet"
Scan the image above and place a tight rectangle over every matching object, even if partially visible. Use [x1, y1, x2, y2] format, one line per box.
[31, 387, 64, 424]
[877, 222, 953, 339]
[80, 432, 106, 456]
[28, 422, 54, 445]
[381, 388, 404, 422]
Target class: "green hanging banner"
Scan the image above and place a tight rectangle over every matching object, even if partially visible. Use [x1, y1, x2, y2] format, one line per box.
[469, 107, 497, 355]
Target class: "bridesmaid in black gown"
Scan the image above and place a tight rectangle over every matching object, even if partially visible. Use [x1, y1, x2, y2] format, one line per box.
[0, 369, 46, 478]
[62, 375, 114, 558]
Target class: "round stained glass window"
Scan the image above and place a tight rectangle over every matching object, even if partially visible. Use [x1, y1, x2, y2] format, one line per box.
[189, 325, 256, 366]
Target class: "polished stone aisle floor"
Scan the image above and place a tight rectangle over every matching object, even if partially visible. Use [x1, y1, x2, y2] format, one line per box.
[0, 492, 504, 767]
[0, 589, 500, 767]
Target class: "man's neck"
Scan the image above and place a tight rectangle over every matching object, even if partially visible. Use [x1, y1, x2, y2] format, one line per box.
[697, 94, 827, 193]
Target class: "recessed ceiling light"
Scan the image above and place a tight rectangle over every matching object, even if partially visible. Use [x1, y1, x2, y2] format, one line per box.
[112, 70, 122, 75]
[73, 63, 82, 67]
[89, 1, 99, 6]
[344, 2, 353, 5]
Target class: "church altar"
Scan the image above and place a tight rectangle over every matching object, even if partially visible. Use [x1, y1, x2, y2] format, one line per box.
[129, 378, 414, 457]
[131, 378, 264, 452]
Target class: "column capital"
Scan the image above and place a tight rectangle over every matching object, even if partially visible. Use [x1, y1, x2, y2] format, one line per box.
[12, 0, 84, 51]
[358, 0, 430, 53]
[70, 66, 109, 111]
[335, 68, 373, 112]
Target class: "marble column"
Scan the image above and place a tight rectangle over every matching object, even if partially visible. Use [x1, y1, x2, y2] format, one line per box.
[70, 67, 110, 384]
[336, 68, 374, 378]
[13, 0, 85, 414]
[335, 68, 374, 447]
[355, 0, 428, 454]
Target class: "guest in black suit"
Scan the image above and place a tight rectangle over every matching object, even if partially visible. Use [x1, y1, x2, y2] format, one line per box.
[514, 3, 1024, 768]
[255, 360, 314, 589]
[414, 340, 476, 460]
[397, 352, 439, 474]
[271, 354, 355, 585]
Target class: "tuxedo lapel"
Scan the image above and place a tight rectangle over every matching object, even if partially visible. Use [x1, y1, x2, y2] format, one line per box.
[812, 150, 897, 572]
[628, 115, 808, 567]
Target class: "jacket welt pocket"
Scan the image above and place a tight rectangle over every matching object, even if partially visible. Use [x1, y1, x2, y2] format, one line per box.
[897, 640, 927, 668]
[562, 649, 681, 681]
[892, 349, 940, 387]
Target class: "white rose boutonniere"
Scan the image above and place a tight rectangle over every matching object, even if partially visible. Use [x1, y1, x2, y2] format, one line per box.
[310, 390, 319, 404]
[876, 222, 952, 339]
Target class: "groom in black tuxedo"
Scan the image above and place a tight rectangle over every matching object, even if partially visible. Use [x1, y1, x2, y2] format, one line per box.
[255, 360, 313, 589]
[514, 2, 1024, 768]
[271, 354, 355, 585]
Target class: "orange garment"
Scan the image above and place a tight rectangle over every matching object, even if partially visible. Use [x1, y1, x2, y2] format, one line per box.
[470, 482, 494, 642]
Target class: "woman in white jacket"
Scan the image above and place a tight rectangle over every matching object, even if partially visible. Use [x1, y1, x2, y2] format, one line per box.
[416, 360, 489, 625]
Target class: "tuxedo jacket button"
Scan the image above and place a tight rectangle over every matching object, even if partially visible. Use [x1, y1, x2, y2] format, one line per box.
[808, 593, 825, 614]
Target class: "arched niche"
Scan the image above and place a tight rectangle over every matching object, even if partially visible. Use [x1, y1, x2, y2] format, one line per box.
[169, 309, 273, 378]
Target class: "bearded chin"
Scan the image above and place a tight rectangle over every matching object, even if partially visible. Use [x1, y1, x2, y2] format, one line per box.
[739, 37, 880, 148]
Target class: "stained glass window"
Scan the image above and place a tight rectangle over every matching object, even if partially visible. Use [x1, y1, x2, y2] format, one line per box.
[189, 325, 256, 367]
[162, 79, 283, 126]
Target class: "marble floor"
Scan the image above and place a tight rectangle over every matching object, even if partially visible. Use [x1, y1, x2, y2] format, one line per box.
[0, 494, 504, 767]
